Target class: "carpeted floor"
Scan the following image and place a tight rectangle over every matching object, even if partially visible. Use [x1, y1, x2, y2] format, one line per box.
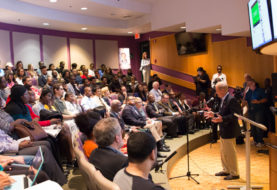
[169, 140, 269, 190]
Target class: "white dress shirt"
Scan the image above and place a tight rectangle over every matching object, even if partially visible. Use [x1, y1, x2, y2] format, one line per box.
[211, 73, 227, 88]
[81, 96, 96, 111]
[91, 96, 111, 111]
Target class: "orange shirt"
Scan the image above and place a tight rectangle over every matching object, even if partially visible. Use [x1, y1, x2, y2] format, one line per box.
[83, 139, 98, 158]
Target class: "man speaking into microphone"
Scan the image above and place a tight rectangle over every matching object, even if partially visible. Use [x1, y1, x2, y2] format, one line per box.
[204, 82, 241, 180]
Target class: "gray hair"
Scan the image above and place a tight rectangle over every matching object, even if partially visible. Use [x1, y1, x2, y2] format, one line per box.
[215, 81, 228, 92]
[93, 118, 121, 147]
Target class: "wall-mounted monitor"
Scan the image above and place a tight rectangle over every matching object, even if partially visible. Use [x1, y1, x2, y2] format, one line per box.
[248, 0, 273, 50]
[270, 0, 277, 39]
[175, 32, 207, 55]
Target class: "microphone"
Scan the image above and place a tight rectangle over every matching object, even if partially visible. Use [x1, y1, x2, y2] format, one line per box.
[155, 151, 177, 172]
[206, 97, 214, 104]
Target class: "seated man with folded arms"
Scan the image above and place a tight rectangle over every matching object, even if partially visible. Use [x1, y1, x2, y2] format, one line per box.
[113, 132, 165, 190]
[89, 118, 128, 181]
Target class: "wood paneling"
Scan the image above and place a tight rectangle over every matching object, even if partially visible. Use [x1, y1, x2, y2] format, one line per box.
[151, 70, 196, 90]
[150, 34, 274, 88]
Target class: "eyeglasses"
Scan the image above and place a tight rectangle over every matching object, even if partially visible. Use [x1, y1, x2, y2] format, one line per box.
[59, 88, 64, 90]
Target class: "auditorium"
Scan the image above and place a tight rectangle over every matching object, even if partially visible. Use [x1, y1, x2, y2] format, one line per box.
[0, 0, 277, 190]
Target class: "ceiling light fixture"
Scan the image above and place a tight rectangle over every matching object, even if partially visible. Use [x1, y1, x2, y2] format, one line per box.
[180, 26, 186, 29]
[49, 0, 57, 3]
[81, 27, 87, 31]
[128, 32, 133, 34]
[43, 23, 50, 26]
[81, 7, 87, 10]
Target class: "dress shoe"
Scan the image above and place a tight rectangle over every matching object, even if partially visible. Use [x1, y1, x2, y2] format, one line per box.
[188, 130, 195, 134]
[215, 171, 230, 176]
[211, 139, 217, 144]
[224, 175, 240, 180]
[158, 145, 170, 152]
[157, 152, 166, 158]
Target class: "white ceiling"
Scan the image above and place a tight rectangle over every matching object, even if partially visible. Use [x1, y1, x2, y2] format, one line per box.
[0, 0, 250, 37]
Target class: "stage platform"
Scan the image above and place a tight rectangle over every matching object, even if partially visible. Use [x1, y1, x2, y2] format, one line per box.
[168, 138, 269, 190]
[151, 129, 211, 189]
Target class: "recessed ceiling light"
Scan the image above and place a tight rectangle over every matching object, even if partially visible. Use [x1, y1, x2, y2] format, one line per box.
[128, 32, 133, 34]
[43, 23, 50, 26]
[180, 26, 186, 29]
[216, 28, 221, 31]
[49, 0, 57, 3]
[81, 7, 87, 10]
[81, 27, 87, 31]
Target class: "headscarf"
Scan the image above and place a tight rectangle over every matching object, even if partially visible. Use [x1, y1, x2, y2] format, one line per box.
[5, 85, 31, 121]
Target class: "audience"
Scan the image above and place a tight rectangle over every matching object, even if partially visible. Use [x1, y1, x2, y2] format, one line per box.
[0, 59, 273, 189]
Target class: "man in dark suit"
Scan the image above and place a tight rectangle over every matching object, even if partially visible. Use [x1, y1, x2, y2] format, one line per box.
[146, 94, 178, 137]
[205, 82, 241, 180]
[122, 96, 146, 127]
[157, 93, 187, 135]
[38, 66, 48, 87]
[89, 118, 128, 181]
[110, 99, 126, 131]
[122, 96, 169, 152]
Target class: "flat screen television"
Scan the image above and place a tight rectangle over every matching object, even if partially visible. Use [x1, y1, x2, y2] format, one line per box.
[270, 0, 277, 39]
[175, 32, 207, 55]
[248, 0, 273, 50]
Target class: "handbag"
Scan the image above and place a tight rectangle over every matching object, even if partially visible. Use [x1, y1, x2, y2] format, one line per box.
[14, 121, 48, 141]
[39, 109, 63, 121]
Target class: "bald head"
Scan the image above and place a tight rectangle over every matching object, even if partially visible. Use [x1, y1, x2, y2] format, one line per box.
[111, 100, 122, 113]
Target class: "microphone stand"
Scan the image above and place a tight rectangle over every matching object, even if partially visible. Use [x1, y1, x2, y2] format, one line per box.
[169, 129, 200, 184]
[155, 151, 177, 173]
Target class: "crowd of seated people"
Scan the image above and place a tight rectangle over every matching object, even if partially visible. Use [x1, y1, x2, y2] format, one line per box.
[0, 60, 217, 189]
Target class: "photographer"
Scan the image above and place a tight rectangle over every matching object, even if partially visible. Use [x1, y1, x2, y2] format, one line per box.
[194, 67, 210, 98]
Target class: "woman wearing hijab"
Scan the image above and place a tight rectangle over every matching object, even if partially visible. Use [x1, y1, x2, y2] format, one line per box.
[5, 84, 32, 121]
